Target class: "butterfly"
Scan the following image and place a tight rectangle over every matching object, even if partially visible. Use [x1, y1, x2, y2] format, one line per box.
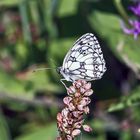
[57, 33, 106, 87]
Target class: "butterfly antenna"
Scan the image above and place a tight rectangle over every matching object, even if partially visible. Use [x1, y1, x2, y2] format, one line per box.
[32, 68, 56, 73]
[49, 58, 57, 67]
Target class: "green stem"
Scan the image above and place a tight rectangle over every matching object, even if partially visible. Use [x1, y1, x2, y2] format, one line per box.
[114, 0, 130, 26]
[19, 0, 32, 44]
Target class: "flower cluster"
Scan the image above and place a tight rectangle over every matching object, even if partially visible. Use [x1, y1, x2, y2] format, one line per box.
[122, 2, 140, 39]
[56, 80, 93, 140]
[129, 2, 140, 17]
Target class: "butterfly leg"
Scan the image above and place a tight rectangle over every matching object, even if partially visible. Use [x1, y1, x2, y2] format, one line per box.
[60, 79, 68, 90]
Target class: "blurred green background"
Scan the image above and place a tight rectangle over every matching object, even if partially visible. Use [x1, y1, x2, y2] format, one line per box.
[0, 0, 140, 140]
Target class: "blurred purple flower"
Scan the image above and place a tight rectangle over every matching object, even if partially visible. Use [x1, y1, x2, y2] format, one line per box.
[121, 20, 140, 39]
[121, 1, 140, 39]
[129, 2, 140, 16]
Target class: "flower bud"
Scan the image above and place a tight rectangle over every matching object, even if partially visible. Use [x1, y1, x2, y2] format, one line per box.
[72, 129, 81, 137]
[83, 124, 92, 132]
[63, 96, 72, 105]
[84, 89, 93, 96]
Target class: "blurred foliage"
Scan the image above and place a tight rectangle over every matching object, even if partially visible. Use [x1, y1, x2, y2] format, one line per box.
[0, 0, 140, 139]
[0, 111, 11, 140]
[15, 123, 57, 140]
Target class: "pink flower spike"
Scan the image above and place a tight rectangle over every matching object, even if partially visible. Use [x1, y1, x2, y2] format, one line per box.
[57, 113, 62, 122]
[83, 124, 92, 132]
[72, 111, 82, 118]
[73, 80, 82, 88]
[84, 82, 91, 90]
[64, 128, 71, 134]
[67, 86, 76, 95]
[80, 87, 86, 93]
[63, 96, 72, 105]
[74, 122, 82, 129]
[80, 79, 87, 85]
[77, 104, 84, 111]
[74, 119, 84, 128]
[56, 137, 62, 140]
[61, 108, 69, 117]
[72, 129, 81, 137]
[84, 89, 93, 96]
[80, 97, 91, 106]
[56, 80, 94, 139]
[68, 103, 76, 111]
[84, 106, 90, 114]
[66, 135, 73, 140]
[75, 92, 81, 97]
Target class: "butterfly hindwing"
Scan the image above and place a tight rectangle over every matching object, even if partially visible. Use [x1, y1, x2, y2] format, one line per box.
[61, 33, 106, 81]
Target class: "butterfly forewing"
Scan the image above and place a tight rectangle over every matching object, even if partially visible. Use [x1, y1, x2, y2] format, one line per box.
[61, 33, 106, 82]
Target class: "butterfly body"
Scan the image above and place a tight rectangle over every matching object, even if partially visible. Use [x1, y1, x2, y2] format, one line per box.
[58, 33, 106, 83]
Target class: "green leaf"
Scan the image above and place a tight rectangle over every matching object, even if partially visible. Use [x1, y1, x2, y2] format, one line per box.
[58, 0, 79, 17]
[0, 112, 11, 140]
[88, 11, 140, 71]
[0, 70, 32, 97]
[0, 0, 19, 6]
[108, 86, 140, 112]
[15, 123, 57, 140]
[29, 70, 62, 93]
[108, 102, 125, 112]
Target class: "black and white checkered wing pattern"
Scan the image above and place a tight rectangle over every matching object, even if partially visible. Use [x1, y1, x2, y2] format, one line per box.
[62, 33, 106, 81]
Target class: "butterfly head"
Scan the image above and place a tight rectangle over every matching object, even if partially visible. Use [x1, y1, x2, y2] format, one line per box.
[56, 67, 62, 74]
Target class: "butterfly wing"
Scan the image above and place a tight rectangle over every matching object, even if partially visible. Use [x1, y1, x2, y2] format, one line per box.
[61, 33, 106, 81]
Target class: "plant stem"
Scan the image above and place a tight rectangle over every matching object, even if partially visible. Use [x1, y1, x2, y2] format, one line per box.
[114, 0, 130, 26]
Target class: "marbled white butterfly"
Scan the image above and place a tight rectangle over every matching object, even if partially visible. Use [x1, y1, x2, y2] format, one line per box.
[57, 33, 106, 85]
